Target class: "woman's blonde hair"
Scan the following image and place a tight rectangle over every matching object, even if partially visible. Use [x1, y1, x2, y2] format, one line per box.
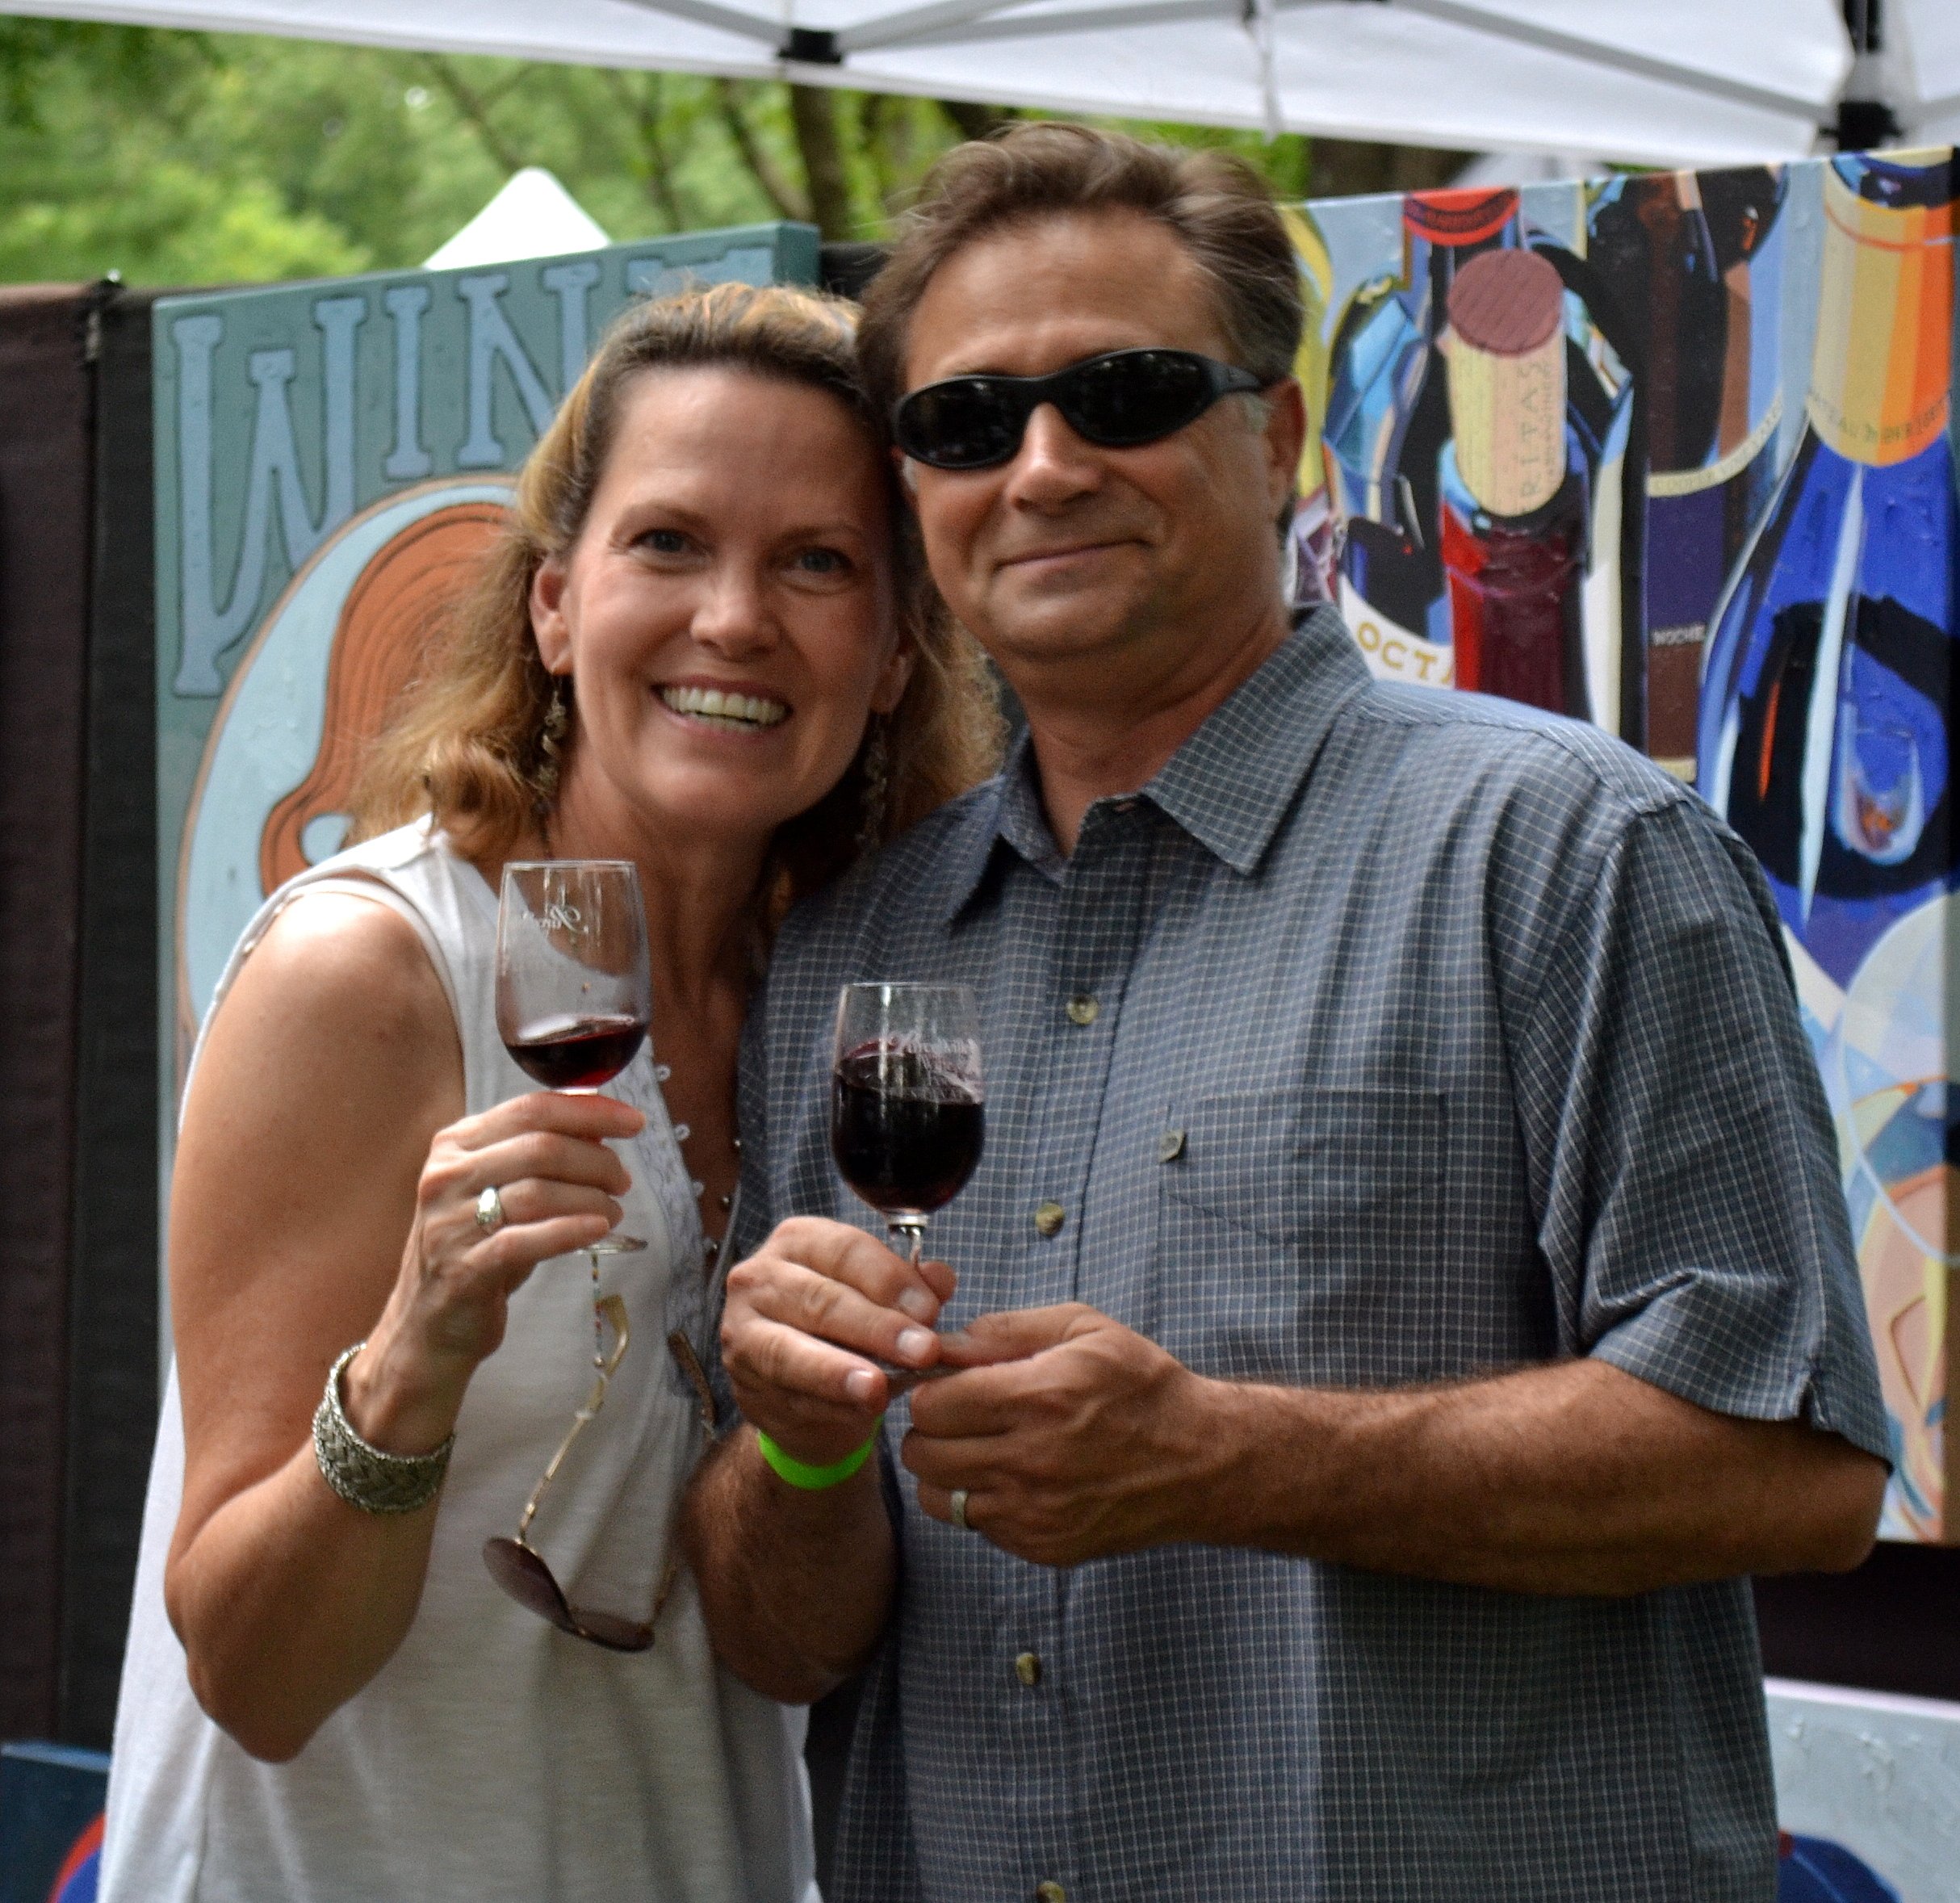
[349, 279, 1000, 910]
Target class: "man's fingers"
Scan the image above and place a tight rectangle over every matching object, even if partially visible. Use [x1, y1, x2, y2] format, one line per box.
[763, 1217, 949, 1322]
[733, 1314, 900, 1415]
[733, 1259, 943, 1376]
[937, 1304, 1096, 1367]
[913, 1479, 976, 1532]
[907, 1361, 1041, 1437]
[900, 1428, 1002, 1492]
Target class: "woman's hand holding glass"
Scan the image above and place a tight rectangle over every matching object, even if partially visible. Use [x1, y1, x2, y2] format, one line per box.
[340, 1091, 643, 1457]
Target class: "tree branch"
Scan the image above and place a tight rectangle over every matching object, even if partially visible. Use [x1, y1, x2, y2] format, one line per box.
[419, 53, 526, 178]
[713, 78, 807, 223]
[601, 66, 685, 229]
[789, 83, 852, 240]
[936, 98, 1013, 143]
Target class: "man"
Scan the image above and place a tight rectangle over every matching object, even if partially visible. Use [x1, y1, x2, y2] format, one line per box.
[681, 124, 1889, 1901]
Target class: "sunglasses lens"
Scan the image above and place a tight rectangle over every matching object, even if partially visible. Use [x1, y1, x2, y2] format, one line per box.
[566, 1607, 657, 1653]
[896, 380, 1024, 469]
[484, 1536, 577, 1631]
[1066, 350, 1212, 446]
[483, 1536, 657, 1652]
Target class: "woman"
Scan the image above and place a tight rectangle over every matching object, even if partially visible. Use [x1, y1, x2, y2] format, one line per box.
[100, 282, 998, 1903]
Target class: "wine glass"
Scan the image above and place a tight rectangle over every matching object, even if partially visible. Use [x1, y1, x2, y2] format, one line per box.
[496, 860, 651, 1255]
[830, 983, 985, 1276]
[488, 861, 657, 1636]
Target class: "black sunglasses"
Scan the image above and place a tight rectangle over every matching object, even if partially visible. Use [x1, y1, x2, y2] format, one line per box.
[893, 348, 1267, 471]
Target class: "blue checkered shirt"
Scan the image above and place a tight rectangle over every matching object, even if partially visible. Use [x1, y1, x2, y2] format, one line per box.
[728, 606, 1888, 1902]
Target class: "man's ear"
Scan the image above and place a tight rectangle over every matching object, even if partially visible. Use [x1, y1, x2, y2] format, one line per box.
[530, 555, 572, 674]
[891, 444, 920, 502]
[1261, 378, 1309, 520]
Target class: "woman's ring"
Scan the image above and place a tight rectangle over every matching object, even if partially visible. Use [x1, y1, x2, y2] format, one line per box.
[475, 1186, 507, 1232]
[950, 1488, 970, 1532]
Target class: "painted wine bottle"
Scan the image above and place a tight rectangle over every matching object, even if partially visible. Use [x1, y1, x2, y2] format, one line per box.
[1698, 150, 1958, 988]
[1323, 187, 1521, 686]
[1589, 167, 1789, 776]
[1439, 247, 1590, 717]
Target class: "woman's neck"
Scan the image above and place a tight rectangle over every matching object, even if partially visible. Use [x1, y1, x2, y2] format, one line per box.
[517, 762, 766, 1015]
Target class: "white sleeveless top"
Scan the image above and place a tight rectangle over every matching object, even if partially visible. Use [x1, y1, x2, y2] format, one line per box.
[100, 822, 815, 1903]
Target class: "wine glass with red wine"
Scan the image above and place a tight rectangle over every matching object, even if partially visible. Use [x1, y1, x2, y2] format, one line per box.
[831, 983, 985, 1276]
[496, 860, 651, 1255]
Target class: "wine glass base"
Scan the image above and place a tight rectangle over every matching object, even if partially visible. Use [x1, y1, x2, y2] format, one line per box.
[584, 1233, 645, 1255]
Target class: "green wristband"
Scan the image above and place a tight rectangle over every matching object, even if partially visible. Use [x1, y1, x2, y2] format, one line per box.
[755, 1421, 883, 1491]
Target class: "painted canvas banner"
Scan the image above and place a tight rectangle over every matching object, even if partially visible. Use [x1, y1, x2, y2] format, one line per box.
[1292, 150, 1959, 1541]
[153, 220, 818, 1191]
[1767, 1678, 1960, 1901]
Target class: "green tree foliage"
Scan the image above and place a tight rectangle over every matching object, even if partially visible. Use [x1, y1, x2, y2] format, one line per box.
[0, 19, 1466, 287]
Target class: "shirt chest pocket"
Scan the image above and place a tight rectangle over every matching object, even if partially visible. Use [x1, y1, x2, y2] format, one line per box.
[1153, 1087, 1447, 1385]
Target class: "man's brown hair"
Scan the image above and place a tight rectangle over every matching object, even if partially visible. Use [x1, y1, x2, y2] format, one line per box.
[857, 122, 1304, 420]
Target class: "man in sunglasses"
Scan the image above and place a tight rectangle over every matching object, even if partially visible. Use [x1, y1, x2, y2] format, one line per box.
[685, 124, 1889, 1901]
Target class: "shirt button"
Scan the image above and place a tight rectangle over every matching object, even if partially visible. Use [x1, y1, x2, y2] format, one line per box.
[1158, 1127, 1186, 1163]
[1065, 994, 1099, 1026]
[1037, 1886, 1066, 1903]
[1032, 1201, 1066, 1238]
[1015, 1651, 1041, 1687]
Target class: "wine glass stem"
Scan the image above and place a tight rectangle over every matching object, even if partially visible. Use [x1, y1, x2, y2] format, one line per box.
[888, 1218, 927, 1271]
[590, 1250, 602, 1371]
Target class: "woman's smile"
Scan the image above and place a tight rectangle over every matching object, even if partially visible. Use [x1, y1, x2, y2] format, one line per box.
[657, 681, 792, 734]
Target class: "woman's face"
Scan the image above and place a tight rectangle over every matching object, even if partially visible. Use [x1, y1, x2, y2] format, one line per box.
[530, 365, 907, 854]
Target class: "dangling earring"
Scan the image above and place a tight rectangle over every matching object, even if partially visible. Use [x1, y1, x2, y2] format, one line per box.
[856, 715, 890, 855]
[534, 675, 572, 815]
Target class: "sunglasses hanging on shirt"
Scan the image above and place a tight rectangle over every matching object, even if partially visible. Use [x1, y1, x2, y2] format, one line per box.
[893, 347, 1269, 471]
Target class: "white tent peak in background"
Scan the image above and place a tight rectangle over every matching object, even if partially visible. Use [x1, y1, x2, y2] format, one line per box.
[1451, 151, 1612, 190]
[422, 167, 610, 271]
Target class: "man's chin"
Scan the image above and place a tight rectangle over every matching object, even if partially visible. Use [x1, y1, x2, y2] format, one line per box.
[967, 588, 1142, 670]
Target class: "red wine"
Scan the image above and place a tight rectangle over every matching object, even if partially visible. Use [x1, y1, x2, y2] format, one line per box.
[505, 1013, 647, 1090]
[830, 1042, 984, 1217]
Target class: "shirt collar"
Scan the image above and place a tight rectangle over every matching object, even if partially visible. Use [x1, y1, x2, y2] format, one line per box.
[939, 605, 1369, 920]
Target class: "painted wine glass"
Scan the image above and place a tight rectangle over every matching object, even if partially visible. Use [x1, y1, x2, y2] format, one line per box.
[830, 983, 986, 1274]
[495, 859, 651, 1254]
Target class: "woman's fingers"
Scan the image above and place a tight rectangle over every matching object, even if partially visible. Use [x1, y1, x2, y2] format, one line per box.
[470, 1176, 622, 1235]
[454, 1089, 645, 1151]
[469, 1209, 618, 1280]
[419, 1128, 634, 1227]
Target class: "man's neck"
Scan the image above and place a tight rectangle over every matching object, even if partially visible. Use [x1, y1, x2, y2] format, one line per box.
[1011, 596, 1293, 855]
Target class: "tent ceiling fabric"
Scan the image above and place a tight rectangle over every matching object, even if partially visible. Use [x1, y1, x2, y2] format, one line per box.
[4, 0, 1958, 161]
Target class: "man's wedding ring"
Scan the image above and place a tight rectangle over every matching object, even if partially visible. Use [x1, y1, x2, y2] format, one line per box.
[950, 1488, 971, 1532]
[475, 1186, 506, 1232]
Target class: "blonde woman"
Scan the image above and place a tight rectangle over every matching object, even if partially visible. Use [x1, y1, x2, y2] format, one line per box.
[100, 283, 997, 1903]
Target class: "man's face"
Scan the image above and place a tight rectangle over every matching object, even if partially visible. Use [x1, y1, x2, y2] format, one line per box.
[898, 208, 1300, 685]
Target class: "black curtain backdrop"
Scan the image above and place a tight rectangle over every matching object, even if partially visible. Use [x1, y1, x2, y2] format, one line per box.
[0, 283, 98, 1743]
[59, 285, 161, 1750]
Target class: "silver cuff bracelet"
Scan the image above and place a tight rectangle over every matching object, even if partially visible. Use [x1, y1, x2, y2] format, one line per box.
[312, 1340, 454, 1515]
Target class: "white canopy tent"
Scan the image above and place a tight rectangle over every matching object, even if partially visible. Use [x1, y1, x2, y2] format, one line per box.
[6, 0, 1958, 168]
